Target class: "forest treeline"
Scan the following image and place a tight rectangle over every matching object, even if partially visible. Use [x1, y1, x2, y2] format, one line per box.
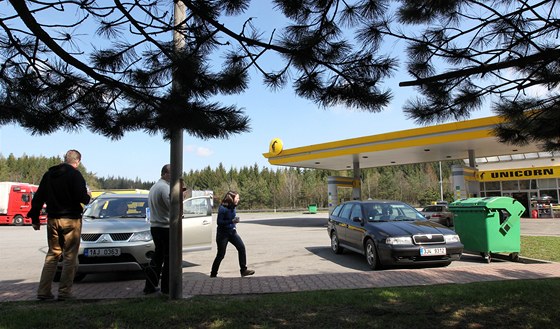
[0, 153, 462, 209]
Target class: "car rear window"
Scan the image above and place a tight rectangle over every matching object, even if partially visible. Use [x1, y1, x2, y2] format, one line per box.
[350, 204, 362, 220]
[330, 205, 342, 217]
[339, 204, 353, 220]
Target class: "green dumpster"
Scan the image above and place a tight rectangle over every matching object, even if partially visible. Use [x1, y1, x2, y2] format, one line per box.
[449, 196, 525, 263]
[308, 204, 317, 214]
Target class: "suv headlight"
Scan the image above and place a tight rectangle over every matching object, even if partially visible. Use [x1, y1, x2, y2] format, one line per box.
[386, 237, 413, 245]
[129, 230, 152, 242]
[444, 234, 461, 243]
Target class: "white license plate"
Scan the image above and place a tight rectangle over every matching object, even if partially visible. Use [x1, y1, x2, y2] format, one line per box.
[84, 248, 121, 257]
[420, 247, 446, 256]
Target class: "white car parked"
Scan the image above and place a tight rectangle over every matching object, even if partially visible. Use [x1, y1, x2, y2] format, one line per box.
[55, 193, 213, 281]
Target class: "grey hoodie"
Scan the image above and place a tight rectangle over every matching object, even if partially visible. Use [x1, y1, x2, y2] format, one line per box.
[148, 178, 171, 228]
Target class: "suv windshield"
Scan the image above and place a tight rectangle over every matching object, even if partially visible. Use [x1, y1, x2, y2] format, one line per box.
[83, 196, 148, 219]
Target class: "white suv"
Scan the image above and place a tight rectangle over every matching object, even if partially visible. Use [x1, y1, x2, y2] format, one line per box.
[55, 193, 213, 281]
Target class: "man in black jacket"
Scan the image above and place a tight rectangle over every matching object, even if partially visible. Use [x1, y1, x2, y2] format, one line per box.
[28, 149, 91, 301]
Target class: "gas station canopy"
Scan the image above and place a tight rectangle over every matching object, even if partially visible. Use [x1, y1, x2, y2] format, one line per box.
[263, 116, 546, 170]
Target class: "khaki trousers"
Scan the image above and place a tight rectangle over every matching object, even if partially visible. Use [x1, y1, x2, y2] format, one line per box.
[37, 218, 82, 298]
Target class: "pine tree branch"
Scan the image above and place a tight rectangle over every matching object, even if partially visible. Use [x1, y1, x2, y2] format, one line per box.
[399, 48, 560, 87]
[8, 0, 159, 107]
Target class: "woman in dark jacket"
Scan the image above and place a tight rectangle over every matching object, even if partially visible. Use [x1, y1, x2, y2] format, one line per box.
[210, 191, 255, 278]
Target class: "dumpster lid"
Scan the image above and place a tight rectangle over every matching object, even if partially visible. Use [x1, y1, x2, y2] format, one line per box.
[449, 196, 525, 213]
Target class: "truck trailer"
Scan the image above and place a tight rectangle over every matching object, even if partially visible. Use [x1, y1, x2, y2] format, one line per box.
[0, 182, 46, 225]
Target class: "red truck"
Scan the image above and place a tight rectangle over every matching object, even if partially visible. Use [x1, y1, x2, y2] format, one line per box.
[0, 182, 47, 225]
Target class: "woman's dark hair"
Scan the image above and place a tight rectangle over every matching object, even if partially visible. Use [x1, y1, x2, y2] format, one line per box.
[221, 190, 238, 206]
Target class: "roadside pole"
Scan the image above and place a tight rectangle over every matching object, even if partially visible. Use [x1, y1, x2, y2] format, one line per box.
[169, 0, 186, 300]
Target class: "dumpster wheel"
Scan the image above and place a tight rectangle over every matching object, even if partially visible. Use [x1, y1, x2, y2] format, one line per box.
[509, 252, 520, 262]
[481, 252, 492, 263]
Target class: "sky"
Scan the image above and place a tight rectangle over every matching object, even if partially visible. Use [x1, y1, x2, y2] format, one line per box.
[0, 2, 496, 182]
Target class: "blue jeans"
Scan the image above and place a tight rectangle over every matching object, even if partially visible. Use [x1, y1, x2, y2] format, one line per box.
[211, 229, 247, 276]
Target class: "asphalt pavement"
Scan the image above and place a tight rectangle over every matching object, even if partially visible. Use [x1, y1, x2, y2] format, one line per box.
[1, 214, 559, 302]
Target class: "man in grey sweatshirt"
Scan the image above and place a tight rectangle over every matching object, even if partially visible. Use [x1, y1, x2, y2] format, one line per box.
[143, 164, 171, 295]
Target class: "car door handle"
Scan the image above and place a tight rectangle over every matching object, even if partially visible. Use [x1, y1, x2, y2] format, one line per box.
[202, 220, 211, 225]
